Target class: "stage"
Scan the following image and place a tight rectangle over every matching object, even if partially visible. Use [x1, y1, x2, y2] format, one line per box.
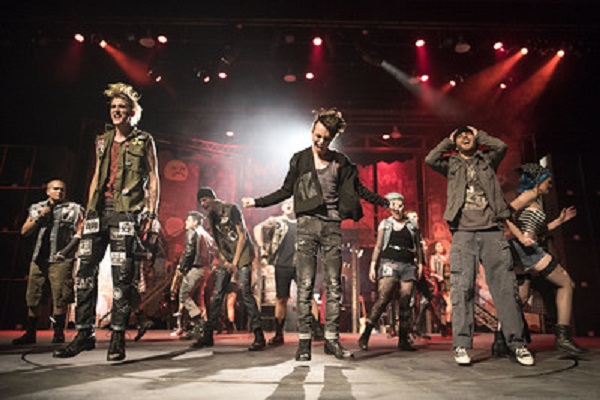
[0, 330, 598, 399]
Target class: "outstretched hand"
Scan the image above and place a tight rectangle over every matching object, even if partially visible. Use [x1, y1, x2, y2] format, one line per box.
[559, 206, 577, 224]
[241, 197, 255, 208]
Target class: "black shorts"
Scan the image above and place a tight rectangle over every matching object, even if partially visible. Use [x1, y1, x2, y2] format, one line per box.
[275, 266, 296, 299]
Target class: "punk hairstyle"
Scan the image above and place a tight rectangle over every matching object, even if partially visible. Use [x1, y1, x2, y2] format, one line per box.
[312, 107, 347, 137]
[515, 163, 552, 194]
[104, 82, 143, 126]
[187, 210, 204, 225]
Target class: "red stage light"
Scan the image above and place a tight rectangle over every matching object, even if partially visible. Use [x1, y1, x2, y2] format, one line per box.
[382, 134, 390, 140]
[226, 131, 235, 137]
[493, 41, 504, 51]
[218, 72, 228, 79]
[449, 80, 457, 87]
[99, 40, 107, 48]
[557, 49, 565, 58]
[203, 76, 211, 83]
[415, 39, 425, 48]
[521, 47, 529, 55]
[312, 37, 323, 46]
[420, 74, 429, 82]
[305, 72, 315, 80]
[157, 35, 168, 44]
[74, 33, 85, 43]
[499, 82, 507, 89]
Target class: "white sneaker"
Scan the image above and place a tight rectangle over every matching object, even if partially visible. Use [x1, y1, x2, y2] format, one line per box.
[454, 347, 472, 365]
[515, 347, 535, 366]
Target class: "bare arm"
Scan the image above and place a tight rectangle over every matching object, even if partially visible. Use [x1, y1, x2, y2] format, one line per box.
[510, 190, 538, 212]
[21, 205, 52, 236]
[86, 156, 101, 211]
[145, 137, 160, 214]
[547, 206, 577, 231]
[230, 222, 247, 269]
[369, 226, 385, 282]
[505, 219, 534, 247]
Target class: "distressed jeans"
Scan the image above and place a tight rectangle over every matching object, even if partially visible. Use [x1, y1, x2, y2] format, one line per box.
[296, 216, 343, 340]
[449, 229, 526, 350]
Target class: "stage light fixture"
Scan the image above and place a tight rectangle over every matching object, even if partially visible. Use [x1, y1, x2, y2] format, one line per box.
[226, 131, 235, 137]
[415, 39, 425, 47]
[557, 49, 565, 58]
[312, 36, 323, 46]
[157, 35, 168, 44]
[74, 33, 85, 43]
[390, 126, 402, 139]
[521, 47, 529, 55]
[420, 74, 429, 82]
[382, 134, 390, 140]
[283, 72, 297, 83]
[499, 82, 507, 90]
[139, 36, 156, 48]
[493, 41, 504, 51]
[449, 80, 457, 87]
[99, 40, 107, 48]
[218, 72, 228, 79]
[305, 72, 315, 80]
[455, 38, 471, 53]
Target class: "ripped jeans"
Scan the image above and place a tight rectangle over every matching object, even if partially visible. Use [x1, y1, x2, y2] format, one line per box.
[296, 216, 342, 341]
[75, 208, 139, 331]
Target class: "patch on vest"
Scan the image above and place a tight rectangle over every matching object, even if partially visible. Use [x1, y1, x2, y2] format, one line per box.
[118, 221, 135, 236]
[111, 251, 127, 266]
[79, 239, 93, 256]
[84, 218, 100, 235]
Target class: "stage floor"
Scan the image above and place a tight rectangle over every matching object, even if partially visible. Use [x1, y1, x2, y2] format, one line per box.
[0, 330, 598, 399]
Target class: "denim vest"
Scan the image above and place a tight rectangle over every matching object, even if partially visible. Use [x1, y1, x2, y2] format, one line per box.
[30, 200, 83, 263]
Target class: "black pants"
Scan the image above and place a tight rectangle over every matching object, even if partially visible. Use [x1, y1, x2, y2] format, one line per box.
[205, 265, 262, 333]
[75, 209, 139, 331]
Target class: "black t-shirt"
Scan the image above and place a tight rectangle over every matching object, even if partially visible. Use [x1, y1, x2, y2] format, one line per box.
[456, 158, 496, 231]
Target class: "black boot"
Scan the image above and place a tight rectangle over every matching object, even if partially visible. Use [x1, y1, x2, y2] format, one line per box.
[192, 329, 214, 348]
[268, 319, 285, 346]
[398, 311, 416, 351]
[107, 330, 126, 361]
[555, 324, 587, 355]
[52, 314, 66, 344]
[324, 339, 354, 359]
[53, 328, 96, 358]
[134, 311, 154, 342]
[13, 316, 37, 345]
[295, 339, 312, 361]
[398, 331, 416, 351]
[183, 316, 204, 341]
[492, 329, 510, 357]
[249, 328, 266, 351]
[358, 322, 374, 350]
[311, 316, 325, 342]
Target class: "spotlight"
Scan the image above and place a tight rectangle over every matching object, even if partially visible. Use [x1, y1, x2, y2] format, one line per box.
[449, 80, 457, 87]
[521, 47, 529, 55]
[99, 40, 107, 48]
[493, 41, 504, 51]
[415, 39, 425, 47]
[557, 49, 565, 58]
[157, 35, 168, 44]
[194, 69, 211, 83]
[74, 33, 85, 43]
[305, 72, 315, 80]
[225, 131, 235, 137]
[390, 126, 402, 139]
[499, 82, 507, 90]
[419, 74, 429, 82]
[147, 69, 163, 83]
[312, 36, 323, 46]
[382, 134, 390, 140]
[218, 72, 228, 79]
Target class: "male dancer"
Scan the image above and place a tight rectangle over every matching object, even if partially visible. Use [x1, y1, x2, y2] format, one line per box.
[194, 188, 266, 351]
[171, 211, 214, 340]
[243, 108, 389, 360]
[54, 82, 160, 361]
[425, 125, 534, 366]
[13, 179, 84, 345]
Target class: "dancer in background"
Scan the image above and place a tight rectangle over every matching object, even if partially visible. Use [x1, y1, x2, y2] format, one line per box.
[13, 179, 84, 345]
[358, 193, 422, 351]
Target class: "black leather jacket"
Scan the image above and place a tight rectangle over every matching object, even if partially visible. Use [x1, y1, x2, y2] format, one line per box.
[255, 147, 388, 221]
